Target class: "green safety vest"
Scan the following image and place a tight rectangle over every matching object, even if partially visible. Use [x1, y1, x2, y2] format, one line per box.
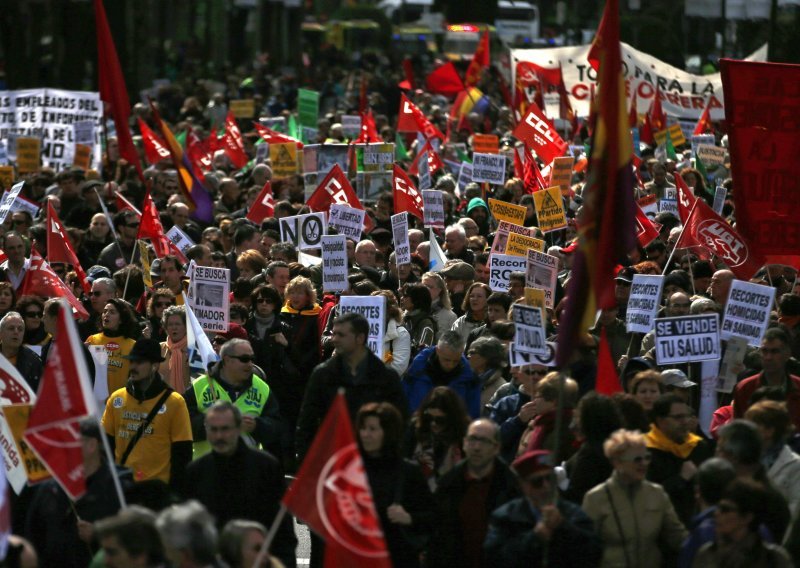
[191, 374, 270, 459]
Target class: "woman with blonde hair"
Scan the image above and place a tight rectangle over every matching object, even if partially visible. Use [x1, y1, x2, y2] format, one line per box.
[280, 276, 321, 413]
[451, 282, 490, 344]
[372, 290, 411, 375]
[583, 429, 687, 567]
[421, 272, 456, 341]
[235, 250, 268, 281]
[159, 305, 190, 392]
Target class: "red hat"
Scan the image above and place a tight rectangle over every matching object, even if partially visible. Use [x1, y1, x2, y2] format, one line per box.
[512, 450, 554, 478]
[215, 323, 249, 341]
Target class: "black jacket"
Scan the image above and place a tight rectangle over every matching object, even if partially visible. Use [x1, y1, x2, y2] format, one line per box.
[14, 345, 43, 393]
[184, 441, 297, 568]
[295, 350, 408, 460]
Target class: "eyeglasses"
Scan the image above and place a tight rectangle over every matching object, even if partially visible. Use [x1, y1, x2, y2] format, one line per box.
[619, 453, 652, 464]
[155, 302, 173, 308]
[256, 298, 272, 304]
[465, 435, 496, 446]
[125, 222, 140, 229]
[525, 473, 556, 488]
[227, 354, 254, 363]
[424, 412, 447, 425]
[24, 312, 42, 318]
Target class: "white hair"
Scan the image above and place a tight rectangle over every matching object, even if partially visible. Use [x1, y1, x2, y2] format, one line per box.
[445, 224, 466, 240]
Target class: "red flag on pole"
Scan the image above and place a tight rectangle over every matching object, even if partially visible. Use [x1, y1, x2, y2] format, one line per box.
[137, 191, 186, 262]
[401, 58, 416, 91]
[115, 191, 142, 219]
[634, 204, 661, 247]
[596, 328, 623, 394]
[222, 112, 249, 169]
[640, 112, 655, 146]
[396, 94, 446, 140]
[513, 146, 525, 181]
[47, 202, 91, 294]
[354, 110, 381, 144]
[648, 89, 667, 132]
[20, 251, 89, 320]
[425, 62, 465, 97]
[252, 122, 304, 148]
[512, 101, 568, 164]
[282, 393, 391, 568]
[393, 165, 424, 220]
[245, 182, 275, 224]
[464, 31, 489, 88]
[693, 99, 713, 135]
[522, 145, 546, 194]
[137, 118, 171, 166]
[674, 172, 698, 224]
[628, 90, 639, 129]
[408, 140, 443, 177]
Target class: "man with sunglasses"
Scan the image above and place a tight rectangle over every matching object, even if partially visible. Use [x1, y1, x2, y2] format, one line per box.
[97, 209, 141, 272]
[184, 337, 282, 461]
[484, 450, 601, 567]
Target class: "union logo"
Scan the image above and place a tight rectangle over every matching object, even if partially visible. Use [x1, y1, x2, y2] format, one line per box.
[696, 220, 748, 267]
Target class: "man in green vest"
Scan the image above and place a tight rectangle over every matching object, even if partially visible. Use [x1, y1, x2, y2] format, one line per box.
[183, 338, 283, 459]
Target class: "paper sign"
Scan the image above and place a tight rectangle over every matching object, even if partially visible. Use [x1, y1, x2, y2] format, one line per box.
[505, 232, 545, 257]
[422, 190, 445, 228]
[543, 92, 561, 120]
[654, 314, 720, 365]
[697, 144, 726, 166]
[472, 134, 499, 154]
[691, 134, 715, 155]
[491, 221, 537, 256]
[339, 296, 385, 359]
[525, 250, 559, 308]
[0, 191, 39, 219]
[0, 167, 13, 191]
[166, 225, 196, 257]
[457, 162, 472, 193]
[297, 89, 320, 128]
[73, 143, 92, 170]
[654, 124, 687, 147]
[0, 181, 24, 224]
[721, 280, 775, 347]
[73, 120, 96, 146]
[712, 185, 726, 215]
[626, 275, 664, 333]
[321, 235, 348, 292]
[328, 205, 365, 240]
[341, 115, 362, 139]
[488, 198, 526, 226]
[270, 142, 298, 178]
[637, 194, 658, 218]
[489, 254, 527, 292]
[255, 143, 269, 164]
[716, 336, 747, 394]
[189, 265, 231, 332]
[471, 153, 507, 185]
[88, 344, 110, 405]
[229, 99, 255, 119]
[138, 241, 153, 288]
[3, 404, 50, 485]
[16, 137, 40, 174]
[550, 157, 575, 196]
[0, 408, 28, 493]
[524, 287, 547, 310]
[533, 186, 567, 232]
[509, 342, 557, 368]
[280, 212, 327, 250]
[418, 151, 431, 191]
[391, 212, 411, 265]
[512, 304, 548, 356]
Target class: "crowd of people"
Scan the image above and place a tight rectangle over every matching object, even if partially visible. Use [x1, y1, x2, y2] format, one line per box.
[1, 41, 799, 568]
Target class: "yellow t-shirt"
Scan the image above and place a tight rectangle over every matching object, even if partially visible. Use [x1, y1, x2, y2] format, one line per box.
[85, 333, 136, 394]
[102, 386, 193, 483]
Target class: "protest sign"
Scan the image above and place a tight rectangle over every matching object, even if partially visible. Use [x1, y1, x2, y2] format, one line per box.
[321, 235, 348, 292]
[637, 194, 658, 218]
[417, 151, 431, 191]
[3, 404, 51, 487]
[0, 167, 14, 191]
[73, 143, 92, 170]
[301, 126, 318, 145]
[297, 89, 320, 128]
[524, 287, 546, 310]
[505, 232, 545, 257]
[422, 190, 445, 228]
[491, 221, 536, 256]
[472, 134, 499, 154]
[391, 212, 411, 265]
[550, 157, 575, 196]
[229, 99, 255, 119]
[359, 143, 394, 172]
[339, 296, 385, 359]
[270, 142, 298, 178]
[16, 138, 40, 174]
[512, 304, 548, 356]
[533, 186, 567, 232]
[328, 204, 365, 240]
[691, 134, 715, 155]
[341, 115, 362, 139]
[721, 280, 774, 347]
[712, 185, 726, 215]
[0, 191, 39, 219]
[260, 116, 286, 133]
[73, 120, 95, 146]
[317, 144, 349, 175]
[659, 187, 678, 216]
[488, 198, 526, 226]
[0, 408, 28, 493]
[716, 336, 748, 394]
[655, 313, 720, 365]
[280, 212, 327, 250]
[189, 265, 230, 332]
[525, 250, 559, 308]
[471, 153, 507, 185]
[301, 144, 318, 174]
[489, 254, 528, 292]
[165, 225, 195, 258]
[696, 144, 726, 166]
[138, 241, 153, 288]
[654, 124, 687, 147]
[626, 275, 664, 333]
[457, 162, 472, 193]
[543, 92, 561, 120]
[255, 142, 269, 164]
[0, 181, 24, 224]
[509, 342, 557, 367]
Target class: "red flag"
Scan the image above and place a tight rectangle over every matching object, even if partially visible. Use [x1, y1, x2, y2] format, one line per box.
[693, 99, 713, 135]
[676, 198, 764, 280]
[396, 94, 446, 140]
[408, 140, 443, 177]
[674, 172, 697, 224]
[186, 130, 214, 179]
[596, 328, 623, 394]
[246, 182, 275, 224]
[640, 112, 655, 146]
[648, 89, 666, 132]
[307, 164, 370, 228]
[222, 112, 249, 169]
[513, 146, 525, 181]
[115, 191, 142, 219]
[282, 393, 391, 568]
[557, 63, 578, 135]
[522, 145, 546, 194]
[252, 122, 304, 148]
[20, 251, 89, 320]
[94, 0, 143, 180]
[137, 119, 171, 166]
[402, 58, 416, 91]
[47, 203, 91, 295]
[393, 165, 424, 220]
[354, 110, 381, 144]
[359, 74, 369, 114]
[635, 205, 661, 247]
[628, 90, 638, 129]
[464, 31, 489, 88]
[137, 192, 186, 263]
[512, 101, 568, 164]
[23, 300, 96, 500]
[425, 62, 465, 97]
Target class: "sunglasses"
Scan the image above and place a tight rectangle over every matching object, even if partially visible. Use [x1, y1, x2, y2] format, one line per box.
[155, 302, 173, 308]
[424, 413, 447, 425]
[24, 312, 42, 318]
[227, 354, 254, 363]
[256, 298, 272, 304]
[125, 222, 140, 229]
[525, 473, 555, 488]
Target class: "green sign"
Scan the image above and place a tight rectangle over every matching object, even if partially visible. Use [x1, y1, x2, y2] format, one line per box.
[297, 89, 320, 129]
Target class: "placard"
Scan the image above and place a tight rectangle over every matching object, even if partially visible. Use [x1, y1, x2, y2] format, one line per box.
[659, 187, 678, 216]
[339, 296, 385, 359]
[626, 274, 664, 333]
[16, 137, 40, 174]
[472, 134, 499, 154]
[391, 212, 411, 265]
[0, 167, 13, 191]
[341, 115, 362, 139]
[550, 157, 575, 196]
[696, 144, 726, 166]
[73, 143, 92, 170]
[359, 143, 394, 172]
[654, 313, 720, 365]
[422, 190, 445, 228]
[297, 89, 320, 128]
[418, 151, 431, 191]
[691, 134, 715, 155]
[0, 191, 39, 219]
[512, 304, 548, 356]
[712, 185, 726, 215]
[317, 144, 349, 175]
[488, 198, 526, 226]
[328, 204, 365, 240]
[73, 120, 96, 146]
[489, 253, 527, 292]
[532, 186, 567, 232]
[321, 235, 348, 292]
[491, 221, 537, 256]
[0, 181, 24, 224]
[2, 404, 51, 486]
[471, 152, 507, 185]
[189, 265, 231, 332]
[721, 280, 774, 347]
[457, 162, 472, 193]
[229, 99, 255, 119]
[138, 240, 153, 288]
[270, 142, 298, 178]
[505, 232, 545, 257]
[166, 225, 196, 257]
[279, 212, 327, 250]
[509, 342, 556, 368]
[716, 336, 747, 394]
[525, 250, 559, 308]
[637, 194, 658, 218]
[524, 287, 546, 310]
[0, 408, 29, 493]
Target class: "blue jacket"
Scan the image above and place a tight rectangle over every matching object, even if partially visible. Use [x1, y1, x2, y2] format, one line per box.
[403, 347, 481, 417]
[489, 391, 531, 463]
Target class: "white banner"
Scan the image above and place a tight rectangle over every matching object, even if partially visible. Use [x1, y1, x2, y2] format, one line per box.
[626, 275, 664, 334]
[525, 250, 558, 308]
[0, 190, 40, 219]
[321, 235, 348, 292]
[339, 296, 385, 359]
[721, 280, 774, 347]
[328, 205, 365, 241]
[165, 226, 195, 257]
[279, 212, 327, 250]
[655, 314, 720, 365]
[512, 304, 548, 356]
[391, 212, 411, 266]
[489, 253, 527, 292]
[189, 266, 230, 332]
[0, 182, 24, 224]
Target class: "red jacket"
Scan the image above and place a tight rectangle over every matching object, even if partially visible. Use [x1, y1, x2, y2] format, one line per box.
[733, 373, 800, 431]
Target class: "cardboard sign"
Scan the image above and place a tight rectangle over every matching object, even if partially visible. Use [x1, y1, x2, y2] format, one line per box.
[189, 265, 231, 333]
[533, 186, 567, 232]
[138, 240, 153, 288]
[524, 287, 547, 310]
[626, 275, 665, 333]
[637, 194, 659, 218]
[0, 181, 24, 224]
[359, 143, 394, 172]
[509, 342, 557, 368]
[297, 89, 320, 128]
[716, 336, 747, 394]
[488, 198, 526, 226]
[328, 204, 365, 241]
[229, 99, 255, 119]
[0, 407, 30, 493]
[691, 134, 715, 155]
[16, 137, 40, 174]
[422, 190, 445, 228]
[696, 144, 726, 166]
[270, 142, 298, 178]
[279, 212, 327, 250]
[525, 250, 559, 308]
[655, 313, 720, 365]
[165, 225, 195, 257]
[471, 152, 507, 185]
[73, 143, 92, 169]
[339, 296, 385, 359]
[505, 232, 545, 257]
[491, 221, 537, 256]
[712, 185, 726, 215]
[0, 166, 14, 191]
[550, 157, 575, 196]
[321, 235, 348, 292]
[3, 404, 51, 486]
[659, 187, 678, 216]
[391, 212, 411, 265]
[472, 134, 499, 154]
[489, 254, 527, 292]
[721, 280, 775, 347]
[512, 304, 548, 356]
[341, 115, 362, 139]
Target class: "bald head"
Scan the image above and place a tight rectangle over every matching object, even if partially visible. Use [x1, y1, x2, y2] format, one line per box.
[708, 269, 735, 304]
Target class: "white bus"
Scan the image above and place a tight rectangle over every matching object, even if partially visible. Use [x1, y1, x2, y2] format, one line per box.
[495, 0, 540, 47]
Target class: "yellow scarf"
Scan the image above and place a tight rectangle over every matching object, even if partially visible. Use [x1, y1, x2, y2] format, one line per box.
[280, 302, 321, 316]
[645, 424, 702, 459]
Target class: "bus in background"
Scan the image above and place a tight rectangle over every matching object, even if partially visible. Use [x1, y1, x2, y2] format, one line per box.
[442, 24, 504, 63]
[392, 24, 439, 59]
[495, 1, 541, 47]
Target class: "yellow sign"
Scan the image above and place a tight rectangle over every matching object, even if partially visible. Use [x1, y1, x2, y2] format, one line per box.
[550, 157, 574, 197]
[472, 134, 499, 154]
[73, 143, 92, 170]
[488, 198, 526, 226]
[0, 166, 14, 191]
[654, 124, 687, 148]
[3, 404, 51, 483]
[270, 142, 298, 178]
[505, 232, 545, 257]
[524, 287, 546, 310]
[533, 186, 567, 233]
[138, 241, 153, 288]
[16, 138, 40, 174]
[229, 99, 256, 119]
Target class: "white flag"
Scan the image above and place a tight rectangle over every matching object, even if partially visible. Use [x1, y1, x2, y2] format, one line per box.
[428, 228, 447, 272]
[184, 293, 219, 373]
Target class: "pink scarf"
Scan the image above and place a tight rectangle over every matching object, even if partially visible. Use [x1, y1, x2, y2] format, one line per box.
[166, 335, 188, 392]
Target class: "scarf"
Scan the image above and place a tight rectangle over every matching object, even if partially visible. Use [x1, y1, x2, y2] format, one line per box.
[281, 302, 322, 316]
[253, 313, 275, 338]
[166, 335, 188, 392]
[645, 424, 702, 459]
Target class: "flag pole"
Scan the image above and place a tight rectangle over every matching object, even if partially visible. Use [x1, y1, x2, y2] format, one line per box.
[661, 199, 698, 276]
[121, 243, 139, 301]
[94, 187, 126, 266]
[94, 413, 128, 509]
[252, 504, 289, 568]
